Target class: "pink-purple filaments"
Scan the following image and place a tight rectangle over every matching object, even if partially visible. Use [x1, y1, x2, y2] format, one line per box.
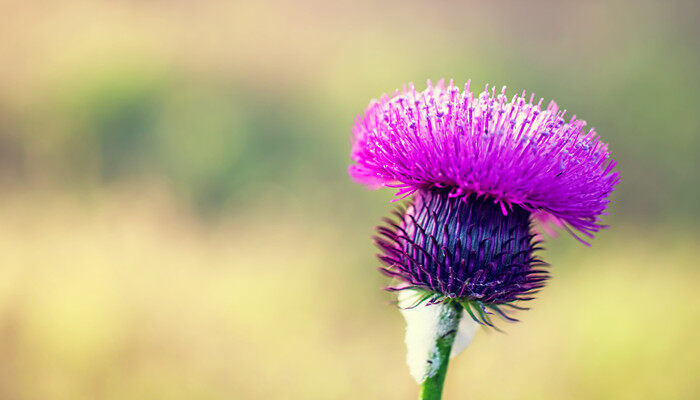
[350, 79, 619, 243]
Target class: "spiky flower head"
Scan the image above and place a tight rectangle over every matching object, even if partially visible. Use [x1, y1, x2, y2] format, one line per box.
[350, 79, 619, 326]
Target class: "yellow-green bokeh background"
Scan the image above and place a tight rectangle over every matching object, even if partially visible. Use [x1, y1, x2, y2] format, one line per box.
[0, 1, 698, 399]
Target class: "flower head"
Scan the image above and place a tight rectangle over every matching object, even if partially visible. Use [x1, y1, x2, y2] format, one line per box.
[350, 79, 619, 325]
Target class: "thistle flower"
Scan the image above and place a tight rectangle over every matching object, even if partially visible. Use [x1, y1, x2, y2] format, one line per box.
[349, 79, 619, 397]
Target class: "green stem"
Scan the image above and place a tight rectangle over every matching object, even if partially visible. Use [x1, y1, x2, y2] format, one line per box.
[418, 302, 463, 400]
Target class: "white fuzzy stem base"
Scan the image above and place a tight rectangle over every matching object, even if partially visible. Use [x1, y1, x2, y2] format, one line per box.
[398, 289, 479, 384]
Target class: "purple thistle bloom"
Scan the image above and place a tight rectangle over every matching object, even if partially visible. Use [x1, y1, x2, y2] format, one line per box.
[350, 79, 619, 325]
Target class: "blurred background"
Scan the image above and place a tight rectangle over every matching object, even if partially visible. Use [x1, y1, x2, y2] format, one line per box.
[0, 1, 697, 399]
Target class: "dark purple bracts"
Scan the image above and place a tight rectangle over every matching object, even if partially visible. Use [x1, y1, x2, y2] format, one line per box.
[376, 188, 549, 325]
[377, 188, 547, 303]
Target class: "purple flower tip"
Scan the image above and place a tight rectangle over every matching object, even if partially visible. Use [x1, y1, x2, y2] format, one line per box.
[350, 79, 619, 239]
